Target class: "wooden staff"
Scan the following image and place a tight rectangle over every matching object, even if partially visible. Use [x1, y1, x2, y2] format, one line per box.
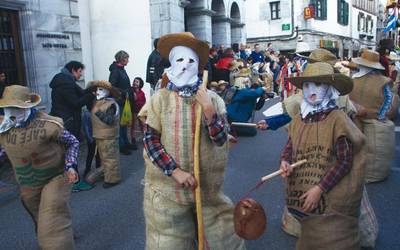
[261, 159, 307, 182]
[194, 70, 208, 250]
[231, 122, 258, 128]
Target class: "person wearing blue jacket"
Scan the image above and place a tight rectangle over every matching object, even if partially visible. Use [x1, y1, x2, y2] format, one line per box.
[227, 85, 266, 136]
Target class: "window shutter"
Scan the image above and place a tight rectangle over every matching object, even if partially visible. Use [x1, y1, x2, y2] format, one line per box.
[323, 0, 327, 20]
[344, 2, 349, 25]
[337, 0, 341, 23]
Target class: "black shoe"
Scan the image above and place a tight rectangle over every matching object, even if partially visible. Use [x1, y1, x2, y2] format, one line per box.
[103, 182, 119, 189]
[120, 147, 132, 155]
[127, 142, 138, 151]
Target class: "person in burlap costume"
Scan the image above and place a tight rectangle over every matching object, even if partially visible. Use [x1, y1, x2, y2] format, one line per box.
[257, 48, 358, 131]
[86, 80, 121, 188]
[142, 32, 245, 250]
[0, 85, 79, 250]
[279, 62, 366, 250]
[349, 49, 395, 183]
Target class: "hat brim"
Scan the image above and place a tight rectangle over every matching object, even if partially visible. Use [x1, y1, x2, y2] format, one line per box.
[158, 33, 209, 72]
[288, 73, 353, 96]
[88, 83, 121, 99]
[0, 94, 41, 108]
[352, 57, 385, 70]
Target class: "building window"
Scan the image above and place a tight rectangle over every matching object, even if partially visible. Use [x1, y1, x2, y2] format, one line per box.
[270, 1, 280, 20]
[311, 0, 327, 20]
[337, 0, 349, 25]
[358, 12, 365, 32]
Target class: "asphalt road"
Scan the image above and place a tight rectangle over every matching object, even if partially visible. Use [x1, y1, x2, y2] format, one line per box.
[0, 102, 399, 250]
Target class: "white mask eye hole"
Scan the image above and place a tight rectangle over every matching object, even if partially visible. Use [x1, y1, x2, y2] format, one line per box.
[176, 58, 184, 62]
[189, 58, 195, 63]
[303, 82, 309, 89]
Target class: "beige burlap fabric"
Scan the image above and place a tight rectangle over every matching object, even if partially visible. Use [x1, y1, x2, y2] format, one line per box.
[143, 89, 245, 249]
[20, 175, 74, 250]
[96, 138, 120, 183]
[361, 119, 395, 183]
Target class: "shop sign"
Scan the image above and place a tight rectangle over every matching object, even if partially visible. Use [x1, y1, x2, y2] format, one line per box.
[304, 6, 315, 20]
[282, 24, 291, 31]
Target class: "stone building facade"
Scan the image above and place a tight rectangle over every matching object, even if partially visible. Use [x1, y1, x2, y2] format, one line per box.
[0, 0, 247, 110]
[0, 0, 82, 110]
[150, 0, 246, 47]
[246, 0, 380, 58]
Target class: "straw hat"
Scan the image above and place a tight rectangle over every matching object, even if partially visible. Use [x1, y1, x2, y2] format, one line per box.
[305, 49, 338, 66]
[288, 62, 353, 96]
[229, 59, 245, 71]
[387, 51, 400, 61]
[352, 50, 384, 70]
[157, 32, 209, 72]
[209, 80, 228, 88]
[0, 85, 41, 108]
[87, 80, 121, 99]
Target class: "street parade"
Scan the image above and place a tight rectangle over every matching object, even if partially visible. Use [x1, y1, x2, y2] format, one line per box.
[0, 0, 399, 249]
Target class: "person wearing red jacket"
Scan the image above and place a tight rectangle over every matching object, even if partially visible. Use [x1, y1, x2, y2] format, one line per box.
[130, 77, 146, 149]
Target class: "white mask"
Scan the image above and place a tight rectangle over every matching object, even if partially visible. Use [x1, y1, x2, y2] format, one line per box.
[164, 46, 199, 87]
[302, 82, 329, 106]
[351, 65, 373, 78]
[4, 107, 31, 123]
[96, 87, 110, 100]
[300, 82, 340, 118]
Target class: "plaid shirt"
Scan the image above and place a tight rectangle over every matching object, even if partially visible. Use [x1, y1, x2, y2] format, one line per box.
[143, 113, 227, 176]
[280, 108, 353, 192]
[57, 130, 79, 172]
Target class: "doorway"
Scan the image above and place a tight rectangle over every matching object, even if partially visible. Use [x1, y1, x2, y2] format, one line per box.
[0, 8, 25, 85]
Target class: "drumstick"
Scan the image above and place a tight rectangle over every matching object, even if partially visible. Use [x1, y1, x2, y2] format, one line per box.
[231, 122, 258, 128]
[261, 159, 307, 182]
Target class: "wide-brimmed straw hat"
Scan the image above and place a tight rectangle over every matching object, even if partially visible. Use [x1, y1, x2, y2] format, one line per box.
[304, 48, 338, 66]
[352, 50, 384, 70]
[387, 51, 400, 61]
[229, 59, 245, 71]
[157, 32, 209, 72]
[0, 85, 41, 108]
[209, 80, 229, 88]
[87, 80, 121, 99]
[288, 62, 353, 96]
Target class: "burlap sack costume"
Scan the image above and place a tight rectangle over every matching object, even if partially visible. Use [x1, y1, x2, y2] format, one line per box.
[285, 63, 366, 250]
[0, 86, 74, 250]
[144, 88, 245, 250]
[143, 32, 245, 250]
[89, 80, 121, 184]
[350, 50, 395, 183]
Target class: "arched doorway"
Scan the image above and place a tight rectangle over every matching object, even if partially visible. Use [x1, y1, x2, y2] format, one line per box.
[230, 2, 242, 46]
[211, 0, 230, 47]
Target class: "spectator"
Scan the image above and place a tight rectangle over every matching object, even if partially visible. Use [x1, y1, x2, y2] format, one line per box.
[146, 38, 169, 91]
[232, 43, 240, 58]
[205, 48, 218, 81]
[250, 44, 265, 63]
[214, 48, 235, 82]
[217, 44, 225, 59]
[49, 60, 95, 191]
[130, 77, 146, 149]
[109, 50, 135, 155]
[239, 43, 249, 61]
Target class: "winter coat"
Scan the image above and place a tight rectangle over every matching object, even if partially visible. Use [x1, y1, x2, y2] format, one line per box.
[146, 49, 167, 88]
[108, 62, 135, 111]
[49, 68, 95, 139]
[227, 87, 265, 122]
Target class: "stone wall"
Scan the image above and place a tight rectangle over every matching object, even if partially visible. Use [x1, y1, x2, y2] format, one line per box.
[0, 0, 82, 111]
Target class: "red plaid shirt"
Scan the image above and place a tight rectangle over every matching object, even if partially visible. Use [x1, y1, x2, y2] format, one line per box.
[280, 109, 353, 192]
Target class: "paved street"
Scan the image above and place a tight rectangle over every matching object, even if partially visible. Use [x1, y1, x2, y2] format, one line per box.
[0, 102, 399, 250]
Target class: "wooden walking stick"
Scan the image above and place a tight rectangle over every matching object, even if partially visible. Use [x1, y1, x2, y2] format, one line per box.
[194, 70, 208, 250]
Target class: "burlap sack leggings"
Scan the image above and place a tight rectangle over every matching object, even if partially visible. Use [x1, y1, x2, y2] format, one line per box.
[96, 138, 121, 183]
[20, 175, 75, 250]
[144, 186, 246, 250]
